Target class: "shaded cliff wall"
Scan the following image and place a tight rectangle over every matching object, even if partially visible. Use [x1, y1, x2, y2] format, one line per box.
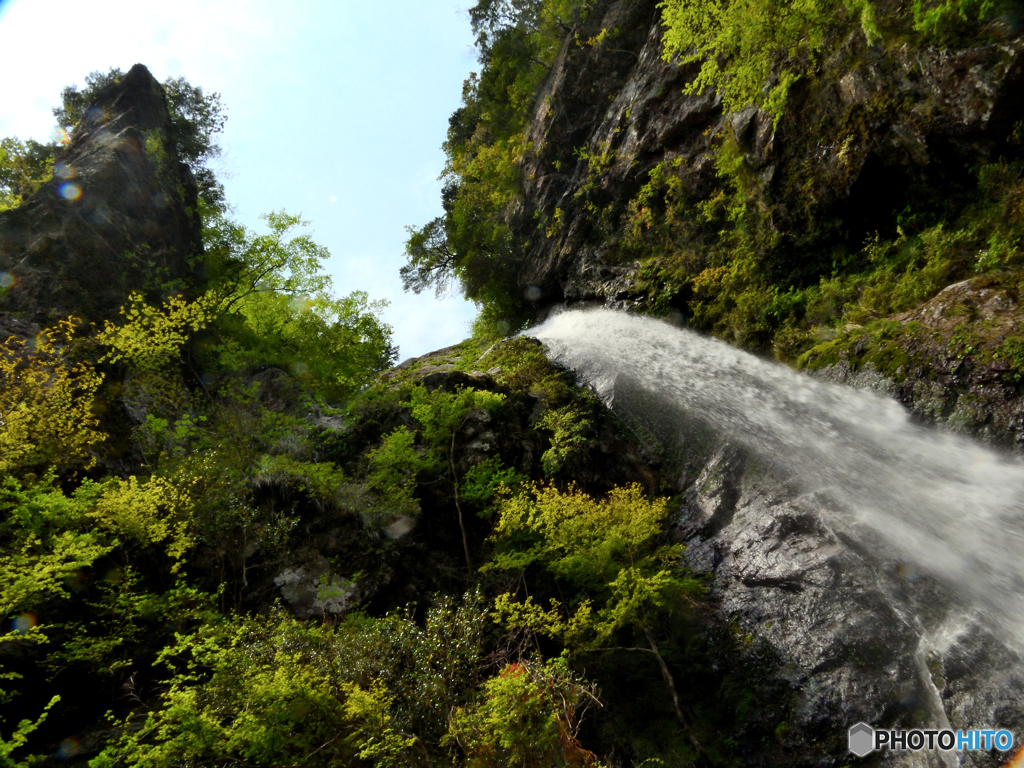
[0, 63, 202, 336]
[513, 0, 1024, 306]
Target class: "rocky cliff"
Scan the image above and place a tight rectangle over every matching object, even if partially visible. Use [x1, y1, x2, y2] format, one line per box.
[494, 4, 1024, 764]
[0, 63, 202, 336]
[515, 0, 1024, 307]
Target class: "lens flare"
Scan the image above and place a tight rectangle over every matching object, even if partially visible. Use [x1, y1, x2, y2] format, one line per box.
[289, 296, 312, 313]
[51, 127, 70, 145]
[0, 272, 16, 289]
[59, 183, 82, 202]
[54, 162, 76, 180]
[57, 737, 81, 759]
[386, 517, 414, 539]
[12, 613, 37, 634]
[1007, 745, 1024, 768]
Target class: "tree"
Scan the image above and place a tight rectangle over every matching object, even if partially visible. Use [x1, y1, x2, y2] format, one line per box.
[400, 216, 458, 296]
[203, 211, 397, 400]
[401, 1, 598, 330]
[0, 138, 55, 211]
[0, 319, 104, 476]
[486, 483, 707, 753]
[445, 656, 601, 768]
[99, 211, 395, 403]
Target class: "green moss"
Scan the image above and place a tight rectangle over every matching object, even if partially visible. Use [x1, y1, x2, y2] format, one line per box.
[995, 335, 1024, 382]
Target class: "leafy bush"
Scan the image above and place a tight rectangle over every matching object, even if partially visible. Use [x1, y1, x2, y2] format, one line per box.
[94, 593, 489, 767]
[0, 319, 104, 476]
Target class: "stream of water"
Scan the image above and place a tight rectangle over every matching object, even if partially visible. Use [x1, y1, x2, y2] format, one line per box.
[530, 308, 1024, 639]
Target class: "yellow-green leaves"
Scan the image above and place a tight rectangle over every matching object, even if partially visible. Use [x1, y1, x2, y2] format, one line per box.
[98, 291, 218, 372]
[445, 656, 600, 768]
[410, 385, 506, 450]
[0, 531, 112, 631]
[911, 0, 994, 40]
[89, 475, 195, 569]
[658, 0, 860, 122]
[92, 598, 489, 768]
[489, 483, 700, 645]
[0, 695, 60, 768]
[0, 319, 104, 475]
[340, 681, 416, 768]
[537, 404, 590, 476]
[492, 593, 594, 644]
[492, 484, 671, 582]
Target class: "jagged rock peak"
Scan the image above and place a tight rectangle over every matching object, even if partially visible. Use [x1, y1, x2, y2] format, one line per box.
[0, 63, 202, 332]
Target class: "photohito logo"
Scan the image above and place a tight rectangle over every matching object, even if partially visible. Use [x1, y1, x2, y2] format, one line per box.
[848, 723, 1015, 757]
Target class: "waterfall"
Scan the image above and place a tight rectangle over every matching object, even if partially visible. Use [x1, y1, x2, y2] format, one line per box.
[530, 308, 1024, 643]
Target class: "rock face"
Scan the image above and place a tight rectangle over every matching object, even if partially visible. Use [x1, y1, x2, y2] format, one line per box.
[511, 0, 1024, 307]
[671, 442, 1024, 768]
[511, 13, 1024, 761]
[810, 276, 1024, 450]
[0, 63, 202, 332]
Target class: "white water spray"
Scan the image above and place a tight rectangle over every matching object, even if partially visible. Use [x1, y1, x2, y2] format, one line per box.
[531, 308, 1024, 638]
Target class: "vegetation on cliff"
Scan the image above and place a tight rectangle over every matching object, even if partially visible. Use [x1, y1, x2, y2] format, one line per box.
[404, 0, 1024, 388]
[4, 0, 1023, 761]
[0, 62, 782, 768]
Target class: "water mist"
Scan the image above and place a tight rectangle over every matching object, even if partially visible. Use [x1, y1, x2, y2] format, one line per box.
[531, 308, 1024, 641]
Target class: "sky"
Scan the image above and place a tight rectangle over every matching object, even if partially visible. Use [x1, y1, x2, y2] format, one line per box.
[0, 0, 480, 361]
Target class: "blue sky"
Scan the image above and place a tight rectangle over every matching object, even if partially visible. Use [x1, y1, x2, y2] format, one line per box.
[0, 0, 480, 360]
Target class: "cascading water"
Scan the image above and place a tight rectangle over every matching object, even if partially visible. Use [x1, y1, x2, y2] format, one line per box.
[530, 308, 1024, 645]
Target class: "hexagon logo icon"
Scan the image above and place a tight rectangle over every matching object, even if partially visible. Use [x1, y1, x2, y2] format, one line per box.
[849, 722, 875, 756]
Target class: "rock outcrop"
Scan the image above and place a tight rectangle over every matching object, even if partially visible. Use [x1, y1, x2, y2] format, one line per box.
[673, 443, 1024, 768]
[808, 276, 1024, 450]
[512, 0, 1024, 308]
[503, 15, 1024, 760]
[0, 63, 202, 334]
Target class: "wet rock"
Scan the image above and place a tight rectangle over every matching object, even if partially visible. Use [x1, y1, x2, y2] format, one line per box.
[668, 441, 1024, 767]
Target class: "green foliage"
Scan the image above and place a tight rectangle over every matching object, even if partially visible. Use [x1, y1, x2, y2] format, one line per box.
[445, 655, 601, 768]
[0, 696, 59, 768]
[206, 212, 396, 401]
[537, 405, 591, 477]
[366, 426, 432, 516]
[658, 0, 870, 122]
[94, 593, 489, 767]
[365, 385, 507, 557]
[254, 455, 347, 505]
[403, 0, 596, 331]
[97, 211, 394, 404]
[487, 483, 701, 645]
[92, 615, 368, 768]
[0, 319, 105, 476]
[462, 456, 527, 511]
[995, 336, 1024, 382]
[410, 385, 506, 450]
[88, 475, 194, 571]
[911, 0, 995, 40]
[98, 291, 218, 373]
[0, 138, 55, 211]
